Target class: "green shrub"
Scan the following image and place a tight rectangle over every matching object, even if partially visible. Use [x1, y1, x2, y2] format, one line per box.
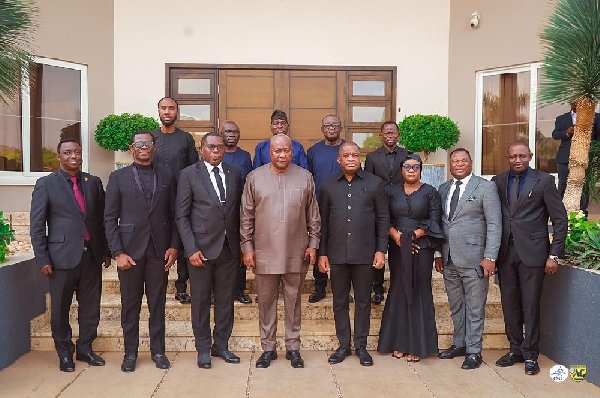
[398, 114, 460, 161]
[565, 210, 600, 270]
[0, 212, 15, 263]
[94, 113, 159, 152]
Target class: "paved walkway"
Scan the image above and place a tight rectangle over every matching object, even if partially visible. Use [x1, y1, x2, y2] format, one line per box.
[0, 350, 598, 397]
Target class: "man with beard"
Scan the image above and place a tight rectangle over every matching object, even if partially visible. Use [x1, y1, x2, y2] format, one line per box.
[30, 139, 110, 372]
[364, 121, 408, 304]
[253, 110, 308, 170]
[152, 97, 199, 304]
[221, 120, 253, 304]
[306, 114, 345, 303]
[241, 134, 320, 369]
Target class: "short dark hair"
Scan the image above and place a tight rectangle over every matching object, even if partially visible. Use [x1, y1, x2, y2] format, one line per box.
[400, 152, 423, 169]
[157, 97, 179, 108]
[338, 141, 361, 155]
[130, 130, 154, 145]
[380, 121, 398, 132]
[449, 147, 471, 160]
[57, 139, 81, 153]
[271, 109, 288, 123]
[200, 132, 223, 147]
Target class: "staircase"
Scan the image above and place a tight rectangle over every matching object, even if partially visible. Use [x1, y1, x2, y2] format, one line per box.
[30, 266, 508, 352]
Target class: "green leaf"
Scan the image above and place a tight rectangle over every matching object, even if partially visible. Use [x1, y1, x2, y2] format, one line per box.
[94, 113, 159, 151]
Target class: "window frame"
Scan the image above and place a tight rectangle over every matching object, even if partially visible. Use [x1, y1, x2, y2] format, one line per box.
[0, 57, 88, 185]
[474, 62, 545, 178]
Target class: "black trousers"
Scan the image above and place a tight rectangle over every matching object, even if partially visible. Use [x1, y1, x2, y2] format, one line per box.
[118, 243, 168, 355]
[188, 239, 237, 353]
[236, 262, 247, 293]
[175, 251, 189, 294]
[330, 263, 373, 349]
[48, 249, 101, 358]
[313, 266, 328, 292]
[498, 243, 545, 360]
[557, 163, 589, 212]
[372, 266, 385, 295]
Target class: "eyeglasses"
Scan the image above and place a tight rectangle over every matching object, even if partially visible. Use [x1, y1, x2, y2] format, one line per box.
[322, 123, 341, 129]
[132, 141, 154, 148]
[205, 144, 225, 151]
[402, 164, 421, 171]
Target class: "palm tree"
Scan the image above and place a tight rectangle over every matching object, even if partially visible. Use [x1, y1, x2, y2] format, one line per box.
[0, 0, 37, 104]
[539, 0, 600, 211]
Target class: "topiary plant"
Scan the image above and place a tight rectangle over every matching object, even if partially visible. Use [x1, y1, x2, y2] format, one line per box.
[0, 212, 15, 263]
[398, 114, 460, 162]
[94, 113, 159, 151]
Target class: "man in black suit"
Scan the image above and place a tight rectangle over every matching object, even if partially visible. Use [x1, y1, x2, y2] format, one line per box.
[319, 142, 389, 366]
[30, 139, 110, 372]
[104, 131, 179, 372]
[551, 102, 600, 212]
[364, 121, 408, 304]
[176, 132, 242, 369]
[492, 142, 567, 376]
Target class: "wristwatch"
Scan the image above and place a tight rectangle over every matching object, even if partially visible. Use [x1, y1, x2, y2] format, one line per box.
[549, 255, 559, 263]
[484, 257, 496, 262]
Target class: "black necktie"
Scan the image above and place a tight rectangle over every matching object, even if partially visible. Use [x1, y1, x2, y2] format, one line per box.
[510, 175, 520, 213]
[212, 166, 226, 204]
[448, 180, 462, 220]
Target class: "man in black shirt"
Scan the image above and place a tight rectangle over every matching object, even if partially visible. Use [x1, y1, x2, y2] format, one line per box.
[318, 142, 389, 366]
[152, 97, 199, 304]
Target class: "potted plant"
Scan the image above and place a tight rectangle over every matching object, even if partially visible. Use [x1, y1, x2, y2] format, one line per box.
[398, 114, 460, 188]
[0, 212, 15, 263]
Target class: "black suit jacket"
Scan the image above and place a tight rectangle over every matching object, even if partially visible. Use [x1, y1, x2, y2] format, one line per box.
[364, 145, 409, 194]
[30, 170, 108, 269]
[176, 161, 242, 260]
[104, 164, 179, 260]
[318, 170, 389, 264]
[492, 167, 568, 268]
[552, 111, 600, 164]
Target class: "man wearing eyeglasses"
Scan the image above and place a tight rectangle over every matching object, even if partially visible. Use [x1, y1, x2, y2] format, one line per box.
[221, 120, 253, 304]
[176, 132, 243, 369]
[104, 131, 179, 372]
[364, 121, 408, 305]
[152, 97, 199, 304]
[253, 109, 308, 170]
[306, 114, 345, 303]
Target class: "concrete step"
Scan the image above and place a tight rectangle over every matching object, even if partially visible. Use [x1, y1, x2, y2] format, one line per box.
[99, 267, 494, 296]
[30, 318, 509, 352]
[68, 290, 504, 322]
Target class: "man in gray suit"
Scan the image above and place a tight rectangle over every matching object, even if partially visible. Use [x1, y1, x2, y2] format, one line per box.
[434, 148, 501, 370]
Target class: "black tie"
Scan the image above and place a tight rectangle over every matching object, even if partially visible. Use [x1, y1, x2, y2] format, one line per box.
[510, 175, 520, 213]
[212, 166, 226, 204]
[448, 180, 462, 220]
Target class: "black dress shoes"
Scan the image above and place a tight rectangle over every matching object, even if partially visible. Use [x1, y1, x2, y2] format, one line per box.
[59, 357, 75, 372]
[328, 347, 352, 364]
[308, 290, 326, 303]
[197, 352, 212, 369]
[355, 347, 374, 366]
[525, 360, 540, 375]
[371, 293, 384, 305]
[235, 291, 252, 304]
[211, 347, 241, 363]
[151, 353, 171, 369]
[175, 292, 191, 304]
[76, 351, 105, 366]
[461, 353, 483, 370]
[286, 350, 305, 368]
[121, 353, 137, 373]
[439, 345, 466, 359]
[255, 351, 277, 368]
[495, 352, 525, 367]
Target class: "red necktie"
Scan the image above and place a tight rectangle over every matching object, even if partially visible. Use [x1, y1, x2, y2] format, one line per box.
[70, 176, 90, 241]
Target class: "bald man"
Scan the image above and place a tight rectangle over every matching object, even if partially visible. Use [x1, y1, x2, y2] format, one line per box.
[241, 134, 321, 369]
[491, 142, 567, 376]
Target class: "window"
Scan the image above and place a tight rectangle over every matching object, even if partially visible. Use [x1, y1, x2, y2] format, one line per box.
[0, 57, 88, 184]
[475, 63, 560, 177]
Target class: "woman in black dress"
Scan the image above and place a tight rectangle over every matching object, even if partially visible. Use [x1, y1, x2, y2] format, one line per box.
[377, 153, 444, 362]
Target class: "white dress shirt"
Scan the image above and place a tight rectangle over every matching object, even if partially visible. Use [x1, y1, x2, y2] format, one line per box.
[204, 160, 226, 201]
[571, 110, 576, 125]
[445, 173, 473, 218]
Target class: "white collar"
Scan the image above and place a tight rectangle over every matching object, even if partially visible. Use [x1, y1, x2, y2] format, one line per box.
[204, 161, 223, 173]
[452, 173, 473, 186]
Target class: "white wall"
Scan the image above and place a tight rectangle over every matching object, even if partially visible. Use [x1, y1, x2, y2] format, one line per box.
[114, 0, 450, 127]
